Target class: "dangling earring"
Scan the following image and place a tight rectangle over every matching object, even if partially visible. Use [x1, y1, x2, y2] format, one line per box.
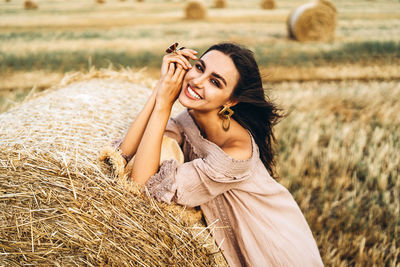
[218, 105, 234, 131]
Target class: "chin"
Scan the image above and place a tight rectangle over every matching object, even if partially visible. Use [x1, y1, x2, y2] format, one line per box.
[177, 94, 191, 109]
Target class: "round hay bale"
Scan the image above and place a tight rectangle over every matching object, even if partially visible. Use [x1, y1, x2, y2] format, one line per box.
[5, 0, 11, 2]
[214, 0, 226, 8]
[24, 0, 38, 9]
[0, 68, 227, 266]
[261, 0, 276, 10]
[185, 0, 207, 20]
[287, 0, 337, 42]
[96, 0, 105, 3]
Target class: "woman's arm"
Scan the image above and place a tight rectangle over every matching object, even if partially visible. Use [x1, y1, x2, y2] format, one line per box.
[130, 48, 197, 185]
[119, 49, 196, 161]
[131, 62, 187, 186]
[118, 88, 157, 159]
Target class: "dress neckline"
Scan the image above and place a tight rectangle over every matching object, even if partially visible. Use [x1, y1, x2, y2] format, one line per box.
[184, 108, 257, 163]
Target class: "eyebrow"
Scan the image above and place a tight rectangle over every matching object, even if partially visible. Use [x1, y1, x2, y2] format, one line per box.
[199, 59, 227, 87]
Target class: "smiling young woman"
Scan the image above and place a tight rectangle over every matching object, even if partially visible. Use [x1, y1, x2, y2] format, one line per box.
[113, 42, 324, 266]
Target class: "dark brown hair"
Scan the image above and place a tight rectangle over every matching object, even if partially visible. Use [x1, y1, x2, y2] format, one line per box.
[202, 42, 283, 179]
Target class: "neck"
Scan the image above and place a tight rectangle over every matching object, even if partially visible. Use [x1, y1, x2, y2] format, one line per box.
[188, 108, 226, 142]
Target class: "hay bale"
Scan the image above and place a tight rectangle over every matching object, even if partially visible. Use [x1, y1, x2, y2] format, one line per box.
[287, 0, 337, 42]
[261, 0, 276, 10]
[0, 68, 227, 266]
[24, 0, 38, 9]
[185, 0, 207, 20]
[96, 0, 105, 3]
[213, 0, 226, 8]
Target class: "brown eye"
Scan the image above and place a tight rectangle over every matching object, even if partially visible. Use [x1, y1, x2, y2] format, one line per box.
[195, 63, 203, 72]
[211, 79, 220, 88]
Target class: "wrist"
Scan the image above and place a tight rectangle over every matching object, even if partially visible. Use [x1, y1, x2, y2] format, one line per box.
[154, 101, 173, 114]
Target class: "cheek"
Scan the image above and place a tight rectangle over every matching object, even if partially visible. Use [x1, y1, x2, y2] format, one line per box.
[184, 68, 196, 80]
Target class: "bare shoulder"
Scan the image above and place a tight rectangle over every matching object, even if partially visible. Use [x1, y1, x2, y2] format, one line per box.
[221, 131, 253, 161]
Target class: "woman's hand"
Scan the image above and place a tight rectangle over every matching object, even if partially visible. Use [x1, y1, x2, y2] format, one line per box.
[160, 48, 198, 77]
[155, 49, 198, 110]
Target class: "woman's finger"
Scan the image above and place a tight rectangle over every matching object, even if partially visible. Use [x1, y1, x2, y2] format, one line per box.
[171, 64, 183, 81]
[167, 62, 175, 77]
[177, 65, 187, 82]
[172, 64, 185, 81]
[166, 54, 191, 69]
[178, 48, 198, 60]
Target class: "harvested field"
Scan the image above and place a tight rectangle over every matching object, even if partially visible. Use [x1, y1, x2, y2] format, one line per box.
[1, 0, 399, 93]
[272, 79, 400, 266]
[0, 0, 399, 265]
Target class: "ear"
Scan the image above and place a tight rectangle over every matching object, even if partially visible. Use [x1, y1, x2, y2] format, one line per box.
[226, 99, 239, 108]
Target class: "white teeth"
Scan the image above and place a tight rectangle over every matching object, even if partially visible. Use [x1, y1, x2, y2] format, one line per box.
[188, 85, 201, 100]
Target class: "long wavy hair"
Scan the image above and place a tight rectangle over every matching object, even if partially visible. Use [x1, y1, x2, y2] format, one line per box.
[202, 43, 283, 179]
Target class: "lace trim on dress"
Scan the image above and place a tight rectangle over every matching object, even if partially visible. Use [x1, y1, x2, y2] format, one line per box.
[179, 108, 257, 179]
[146, 159, 178, 202]
[181, 131, 204, 159]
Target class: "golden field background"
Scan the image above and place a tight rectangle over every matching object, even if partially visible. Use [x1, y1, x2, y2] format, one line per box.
[0, 0, 399, 266]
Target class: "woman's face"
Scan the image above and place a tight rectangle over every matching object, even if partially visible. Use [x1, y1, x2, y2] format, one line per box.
[178, 50, 240, 112]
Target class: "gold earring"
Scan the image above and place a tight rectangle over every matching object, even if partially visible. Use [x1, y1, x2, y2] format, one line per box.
[218, 106, 234, 131]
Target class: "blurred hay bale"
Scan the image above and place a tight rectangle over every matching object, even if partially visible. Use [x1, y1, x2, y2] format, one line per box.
[5, 0, 11, 2]
[0, 68, 227, 266]
[24, 0, 38, 9]
[261, 0, 276, 10]
[213, 0, 226, 8]
[185, 0, 207, 20]
[287, 0, 337, 42]
[137, 0, 144, 2]
[96, 0, 105, 3]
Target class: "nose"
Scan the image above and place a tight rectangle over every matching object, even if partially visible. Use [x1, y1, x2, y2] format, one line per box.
[191, 74, 207, 88]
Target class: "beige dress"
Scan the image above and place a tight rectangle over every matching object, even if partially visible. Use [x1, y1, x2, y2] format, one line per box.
[143, 108, 323, 267]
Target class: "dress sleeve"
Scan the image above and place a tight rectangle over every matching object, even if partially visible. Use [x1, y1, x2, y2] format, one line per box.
[163, 117, 183, 146]
[109, 117, 183, 166]
[110, 138, 133, 163]
[145, 156, 251, 207]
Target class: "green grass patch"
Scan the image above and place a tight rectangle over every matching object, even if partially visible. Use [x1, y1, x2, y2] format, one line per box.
[0, 30, 159, 41]
[1, 41, 399, 73]
[0, 50, 162, 72]
[254, 40, 400, 66]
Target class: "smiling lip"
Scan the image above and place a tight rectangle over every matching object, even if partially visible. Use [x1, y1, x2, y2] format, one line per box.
[185, 84, 202, 100]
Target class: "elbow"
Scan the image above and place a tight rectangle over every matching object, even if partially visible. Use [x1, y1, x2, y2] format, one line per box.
[130, 162, 157, 187]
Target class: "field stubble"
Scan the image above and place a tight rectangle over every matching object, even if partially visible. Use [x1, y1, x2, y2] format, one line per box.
[1, 0, 400, 95]
[273, 80, 399, 266]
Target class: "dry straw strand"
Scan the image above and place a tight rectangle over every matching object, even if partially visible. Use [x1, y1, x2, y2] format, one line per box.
[287, 0, 337, 42]
[0, 67, 227, 266]
[185, 0, 207, 20]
